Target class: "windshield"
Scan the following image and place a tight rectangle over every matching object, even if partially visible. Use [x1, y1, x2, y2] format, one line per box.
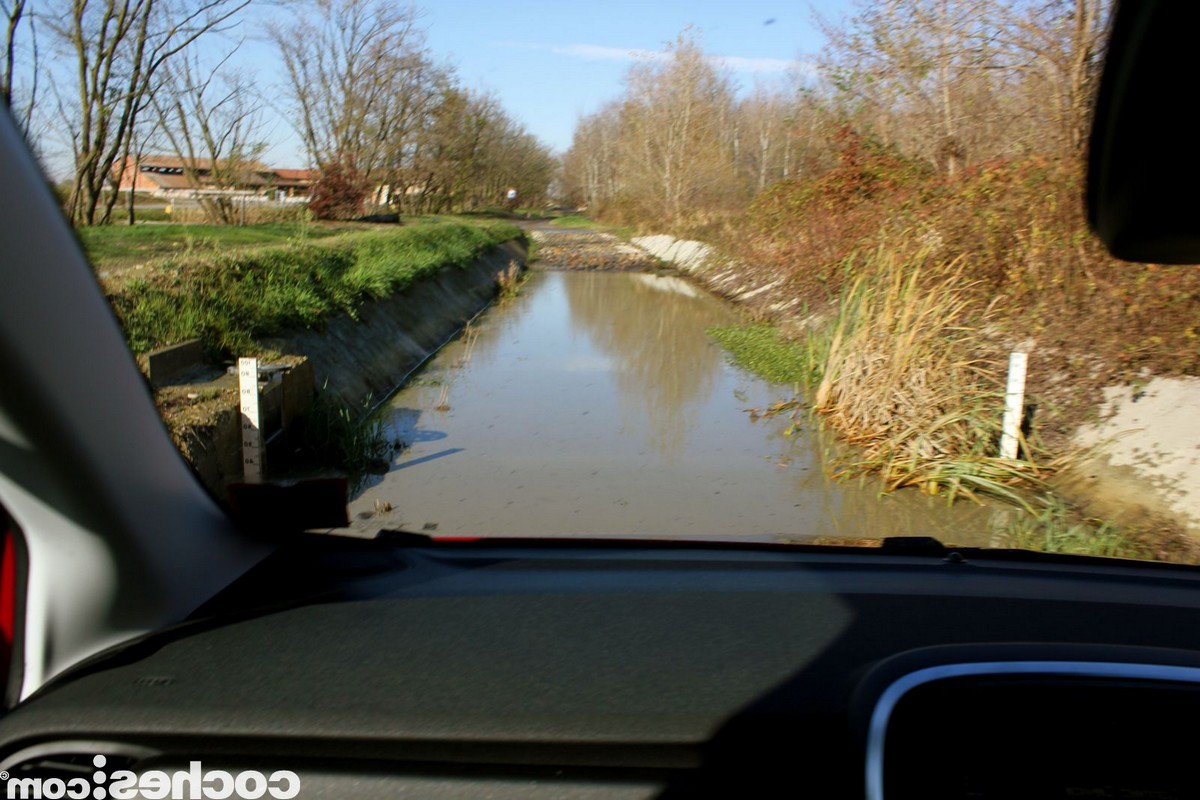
[7, 0, 1197, 563]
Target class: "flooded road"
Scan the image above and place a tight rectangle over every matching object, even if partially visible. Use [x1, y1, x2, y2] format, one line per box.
[351, 269, 997, 543]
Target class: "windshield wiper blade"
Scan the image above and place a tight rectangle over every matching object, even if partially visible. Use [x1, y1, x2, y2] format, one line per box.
[879, 536, 949, 555]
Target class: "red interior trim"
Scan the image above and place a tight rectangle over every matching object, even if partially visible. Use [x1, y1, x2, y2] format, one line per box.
[0, 528, 14, 648]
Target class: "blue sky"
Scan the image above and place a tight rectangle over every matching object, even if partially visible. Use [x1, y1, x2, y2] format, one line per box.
[248, 0, 852, 167]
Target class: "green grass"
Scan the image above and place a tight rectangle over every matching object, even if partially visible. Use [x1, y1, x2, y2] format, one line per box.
[1006, 494, 1145, 560]
[707, 324, 813, 385]
[397, 212, 519, 224]
[454, 205, 550, 219]
[106, 207, 173, 223]
[79, 222, 340, 269]
[290, 393, 394, 491]
[548, 215, 634, 237]
[106, 220, 521, 356]
[549, 215, 599, 228]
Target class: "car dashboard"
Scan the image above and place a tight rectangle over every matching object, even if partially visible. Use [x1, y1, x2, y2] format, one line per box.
[0, 1, 1196, 798]
[2, 536, 1200, 799]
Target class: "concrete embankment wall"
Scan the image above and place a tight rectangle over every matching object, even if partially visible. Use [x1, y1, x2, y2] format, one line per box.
[182, 238, 527, 497]
[264, 239, 527, 411]
[632, 234, 806, 319]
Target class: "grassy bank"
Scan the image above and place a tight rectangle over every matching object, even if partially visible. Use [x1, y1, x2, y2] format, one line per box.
[104, 219, 521, 356]
[708, 317, 1188, 560]
[549, 215, 634, 238]
[700, 137, 1200, 560]
[102, 218, 520, 492]
[80, 222, 344, 269]
[744, 142, 1198, 437]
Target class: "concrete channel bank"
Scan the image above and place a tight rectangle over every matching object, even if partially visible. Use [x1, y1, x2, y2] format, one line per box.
[161, 238, 528, 498]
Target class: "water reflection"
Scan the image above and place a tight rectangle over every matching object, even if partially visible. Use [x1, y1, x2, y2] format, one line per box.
[563, 272, 729, 460]
[351, 271, 997, 543]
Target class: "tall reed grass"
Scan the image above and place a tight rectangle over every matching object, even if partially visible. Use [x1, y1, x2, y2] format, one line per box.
[805, 246, 1055, 502]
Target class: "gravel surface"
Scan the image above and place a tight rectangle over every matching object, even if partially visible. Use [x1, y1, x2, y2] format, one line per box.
[530, 229, 662, 271]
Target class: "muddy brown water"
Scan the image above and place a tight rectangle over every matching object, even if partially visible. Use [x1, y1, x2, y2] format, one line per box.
[349, 269, 999, 544]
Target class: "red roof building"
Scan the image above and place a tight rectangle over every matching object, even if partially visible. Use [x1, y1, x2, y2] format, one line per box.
[113, 156, 315, 200]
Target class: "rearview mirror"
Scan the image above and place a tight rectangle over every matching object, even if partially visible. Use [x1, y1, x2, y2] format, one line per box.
[1088, 0, 1200, 263]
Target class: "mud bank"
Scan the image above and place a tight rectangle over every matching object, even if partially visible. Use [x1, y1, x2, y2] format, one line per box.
[632, 232, 1200, 540]
[167, 239, 527, 497]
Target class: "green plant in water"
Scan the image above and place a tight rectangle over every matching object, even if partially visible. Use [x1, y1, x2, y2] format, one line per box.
[293, 392, 393, 490]
[1006, 494, 1143, 560]
[497, 261, 525, 300]
[707, 324, 811, 386]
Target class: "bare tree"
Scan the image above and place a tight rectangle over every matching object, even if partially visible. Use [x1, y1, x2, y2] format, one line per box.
[271, 0, 555, 217]
[49, 0, 250, 225]
[998, 0, 1109, 156]
[151, 46, 267, 223]
[816, 0, 1112, 171]
[563, 32, 744, 226]
[818, 0, 1009, 175]
[361, 76, 554, 215]
[2, 0, 38, 137]
[620, 33, 741, 224]
[739, 84, 805, 192]
[269, 0, 425, 179]
[2, 0, 25, 108]
[561, 101, 622, 210]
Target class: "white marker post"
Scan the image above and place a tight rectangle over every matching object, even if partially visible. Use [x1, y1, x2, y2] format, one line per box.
[999, 352, 1028, 460]
[238, 357, 263, 482]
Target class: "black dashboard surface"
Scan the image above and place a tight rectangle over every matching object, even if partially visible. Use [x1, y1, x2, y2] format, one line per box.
[5, 538, 1200, 798]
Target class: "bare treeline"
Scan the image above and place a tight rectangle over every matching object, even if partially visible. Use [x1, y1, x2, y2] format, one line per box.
[269, 0, 555, 216]
[562, 0, 1109, 227]
[2, 0, 555, 224]
[561, 34, 781, 228]
[31, 0, 252, 225]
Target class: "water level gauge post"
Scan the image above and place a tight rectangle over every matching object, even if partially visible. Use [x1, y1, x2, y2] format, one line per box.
[238, 356, 263, 482]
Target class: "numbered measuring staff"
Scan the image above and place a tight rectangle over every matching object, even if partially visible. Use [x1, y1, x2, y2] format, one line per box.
[238, 357, 263, 482]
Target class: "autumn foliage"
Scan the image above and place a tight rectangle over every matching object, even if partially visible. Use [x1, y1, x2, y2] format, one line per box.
[738, 129, 1200, 447]
[308, 161, 370, 221]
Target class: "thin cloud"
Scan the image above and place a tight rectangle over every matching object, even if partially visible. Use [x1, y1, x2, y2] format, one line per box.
[712, 55, 810, 74]
[550, 43, 670, 63]
[496, 41, 810, 75]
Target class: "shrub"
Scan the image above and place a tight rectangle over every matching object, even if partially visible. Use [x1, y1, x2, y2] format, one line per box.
[309, 161, 370, 221]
